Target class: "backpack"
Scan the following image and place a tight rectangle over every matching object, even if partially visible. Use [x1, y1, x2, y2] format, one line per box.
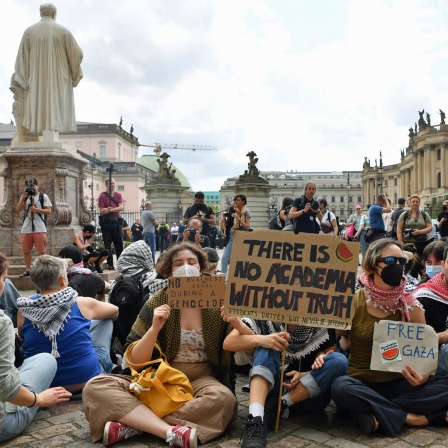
[109, 272, 148, 346]
[268, 212, 282, 230]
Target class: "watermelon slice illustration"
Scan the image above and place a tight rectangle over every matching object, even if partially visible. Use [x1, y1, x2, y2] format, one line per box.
[381, 347, 399, 361]
[336, 242, 354, 262]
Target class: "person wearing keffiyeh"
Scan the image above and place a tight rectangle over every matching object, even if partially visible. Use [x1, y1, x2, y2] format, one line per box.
[332, 238, 448, 438]
[413, 242, 448, 375]
[17, 255, 118, 392]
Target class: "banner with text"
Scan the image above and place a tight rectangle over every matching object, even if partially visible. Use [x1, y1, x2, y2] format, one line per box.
[168, 275, 226, 309]
[370, 320, 438, 375]
[224, 230, 359, 329]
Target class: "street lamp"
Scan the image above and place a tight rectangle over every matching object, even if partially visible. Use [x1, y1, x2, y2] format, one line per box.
[140, 198, 146, 212]
[378, 151, 383, 194]
[178, 199, 183, 223]
[88, 153, 97, 224]
[346, 173, 351, 219]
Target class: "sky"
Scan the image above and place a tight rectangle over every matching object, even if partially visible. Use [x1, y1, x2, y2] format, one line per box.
[1, 0, 448, 192]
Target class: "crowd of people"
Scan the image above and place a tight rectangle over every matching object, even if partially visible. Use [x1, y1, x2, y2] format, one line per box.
[4, 181, 448, 447]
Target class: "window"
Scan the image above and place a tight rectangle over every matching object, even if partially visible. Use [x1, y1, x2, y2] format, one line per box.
[331, 196, 335, 202]
[394, 178, 398, 186]
[438, 149, 441, 160]
[117, 185, 124, 191]
[438, 172, 442, 188]
[358, 196, 362, 202]
[340, 197, 344, 203]
[100, 144, 106, 158]
[349, 196, 353, 203]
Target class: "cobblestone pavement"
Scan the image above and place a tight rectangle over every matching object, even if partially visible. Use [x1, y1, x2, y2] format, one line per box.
[4, 372, 448, 448]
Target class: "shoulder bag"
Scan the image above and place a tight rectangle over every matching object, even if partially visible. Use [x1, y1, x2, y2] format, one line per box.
[124, 341, 194, 418]
[345, 221, 356, 239]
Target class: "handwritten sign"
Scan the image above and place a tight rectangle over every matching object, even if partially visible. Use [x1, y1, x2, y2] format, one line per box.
[224, 230, 359, 329]
[370, 320, 438, 375]
[168, 275, 226, 308]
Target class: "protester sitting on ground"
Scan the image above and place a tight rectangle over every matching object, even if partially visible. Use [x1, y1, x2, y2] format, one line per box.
[0, 252, 72, 443]
[111, 240, 169, 300]
[221, 194, 251, 274]
[73, 224, 109, 273]
[413, 242, 448, 375]
[0, 278, 20, 327]
[201, 247, 222, 275]
[402, 243, 425, 284]
[178, 218, 210, 249]
[83, 243, 237, 447]
[17, 255, 118, 393]
[223, 313, 347, 447]
[59, 246, 110, 301]
[331, 238, 448, 437]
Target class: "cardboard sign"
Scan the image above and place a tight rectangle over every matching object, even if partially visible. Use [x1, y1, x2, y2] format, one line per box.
[224, 230, 359, 329]
[168, 275, 226, 308]
[370, 320, 438, 375]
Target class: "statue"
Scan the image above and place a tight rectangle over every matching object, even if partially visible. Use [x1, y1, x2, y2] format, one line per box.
[440, 109, 446, 125]
[401, 149, 405, 159]
[418, 110, 426, 131]
[408, 127, 414, 137]
[246, 151, 260, 177]
[119, 116, 123, 128]
[11, 4, 83, 142]
[363, 157, 370, 169]
[426, 112, 431, 127]
[156, 152, 177, 180]
[130, 124, 134, 136]
[414, 123, 417, 134]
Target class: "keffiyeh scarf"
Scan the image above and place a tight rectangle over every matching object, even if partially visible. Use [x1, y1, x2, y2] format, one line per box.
[17, 287, 77, 358]
[413, 272, 448, 305]
[360, 273, 423, 322]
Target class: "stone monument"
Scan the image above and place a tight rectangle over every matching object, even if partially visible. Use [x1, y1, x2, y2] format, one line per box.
[0, 4, 89, 259]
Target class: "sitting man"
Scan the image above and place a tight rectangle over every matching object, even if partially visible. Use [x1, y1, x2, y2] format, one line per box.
[222, 315, 348, 447]
[73, 224, 109, 273]
[17, 255, 118, 393]
[59, 246, 110, 301]
[177, 218, 210, 249]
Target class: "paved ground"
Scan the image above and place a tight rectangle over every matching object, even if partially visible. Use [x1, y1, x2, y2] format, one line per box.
[6, 247, 448, 447]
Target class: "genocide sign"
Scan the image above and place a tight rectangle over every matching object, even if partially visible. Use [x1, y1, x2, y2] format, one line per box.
[224, 230, 359, 329]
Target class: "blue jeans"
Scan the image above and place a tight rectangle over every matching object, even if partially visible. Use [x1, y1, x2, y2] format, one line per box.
[0, 353, 57, 443]
[221, 232, 234, 274]
[90, 319, 113, 374]
[143, 232, 156, 262]
[250, 347, 348, 413]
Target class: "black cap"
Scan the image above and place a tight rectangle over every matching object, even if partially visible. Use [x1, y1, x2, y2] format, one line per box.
[59, 245, 83, 264]
[398, 198, 406, 205]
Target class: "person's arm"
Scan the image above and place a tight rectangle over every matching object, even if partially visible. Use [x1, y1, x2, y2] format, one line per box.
[16, 191, 28, 213]
[77, 296, 118, 321]
[397, 220, 405, 244]
[73, 232, 90, 251]
[109, 201, 123, 214]
[238, 214, 251, 231]
[200, 212, 215, 226]
[331, 217, 339, 236]
[415, 216, 433, 235]
[9, 385, 71, 408]
[30, 204, 51, 215]
[381, 196, 392, 214]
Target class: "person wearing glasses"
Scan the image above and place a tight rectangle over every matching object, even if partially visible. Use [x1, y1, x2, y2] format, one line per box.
[331, 238, 448, 437]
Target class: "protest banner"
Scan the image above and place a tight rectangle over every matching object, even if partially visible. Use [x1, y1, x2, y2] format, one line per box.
[168, 275, 226, 309]
[224, 230, 359, 329]
[370, 320, 438, 375]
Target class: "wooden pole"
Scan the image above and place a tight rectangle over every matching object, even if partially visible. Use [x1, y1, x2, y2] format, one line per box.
[275, 347, 287, 433]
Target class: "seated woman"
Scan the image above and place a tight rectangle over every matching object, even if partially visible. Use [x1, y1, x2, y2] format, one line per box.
[73, 224, 109, 273]
[0, 252, 71, 443]
[83, 243, 237, 447]
[17, 255, 118, 393]
[331, 238, 448, 437]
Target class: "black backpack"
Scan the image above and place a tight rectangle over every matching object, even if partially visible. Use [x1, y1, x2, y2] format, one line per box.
[109, 273, 147, 346]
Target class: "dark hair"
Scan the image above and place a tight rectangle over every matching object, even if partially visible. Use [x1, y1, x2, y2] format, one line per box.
[398, 198, 406, 205]
[422, 240, 448, 263]
[319, 198, 328, 208]
[0, 252, 8, 274]
[155, 243, 207, 278]
[83, 224, 96, 233]
[282, 197, 293, 209]
[362, 238, 403, 275]
[25, 177, 38, 185]
[234, 194, 247, 205]
[194, 191, 205, 199]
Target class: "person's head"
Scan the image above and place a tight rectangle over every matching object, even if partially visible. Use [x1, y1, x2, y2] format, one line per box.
[375, 194, 387, 206]
[319, 198, 328, 212]
[408, 194, 420, 210]
[233, 194, 247, 210]
[202, 247, 220, 274]
[105, 178, 116, 192]
[31, 255, 67, 292]
[172, 222, 176, 227]
[58, 245, 83, 265]
[362, 238, 405, 289]
[0, 252, 8, 296]
[82, 224, 96, 238]
[135, 218, 140, 224]
[422, 241, 447, 278]
[281, 197, 293, 209]
[443, 200, 448, 211]
[161, 218, 166, 225]
[24, 177, 39, 195]
[155, 243, 207, 278]
[194, 192, 205, 205]
[40, 3, 57, 19]
[187, 219, 202, 231]
[144, 201, 152, 210]
[304, 182, 316, 199]
[398, 198, 406, 208]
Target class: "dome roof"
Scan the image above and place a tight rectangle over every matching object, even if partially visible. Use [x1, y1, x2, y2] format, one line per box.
[137, 154, 192, 190]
